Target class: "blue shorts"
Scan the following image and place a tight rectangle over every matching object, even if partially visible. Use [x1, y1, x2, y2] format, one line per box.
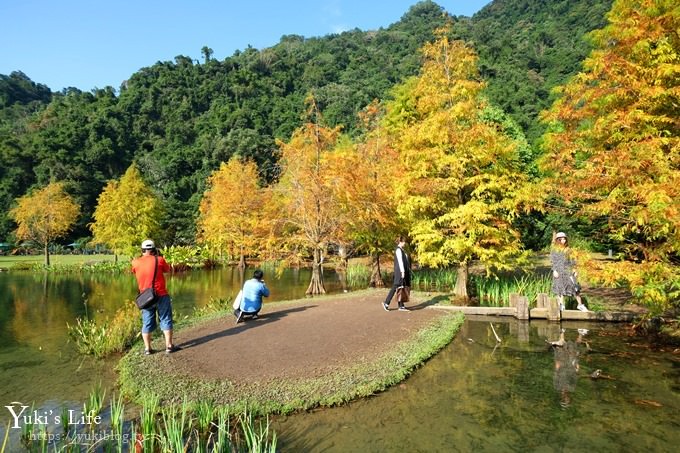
[141, 294, 173, 333]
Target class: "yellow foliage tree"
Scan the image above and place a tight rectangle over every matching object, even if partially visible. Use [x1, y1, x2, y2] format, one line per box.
[90, 164, 164, 259]
[10, 182, 79, 265]
[197, 158, 266, 268]
[274, 97, 343, 295]
[328, 100, 403, 287]
[540, 0, 680, 312]
[386, 30, 540, 297]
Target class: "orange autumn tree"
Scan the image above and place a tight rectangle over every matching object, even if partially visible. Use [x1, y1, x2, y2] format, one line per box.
[328, 100, 402, 287]
[197, 158, 266, 268]
[540, 0, 679, 313]
[274, 97, 343, 295]
[386, 30, 540, 298]
[10, 182, 79, 265]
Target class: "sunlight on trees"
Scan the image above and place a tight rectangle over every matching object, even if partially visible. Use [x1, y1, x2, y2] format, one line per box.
[10, 182, 79, 265]
[540, 0, 680, 312]
[274, 97, 343, 295]
[197, 158, 267, 268]
[90, 164, 164, 260]
[386, 29, 541, 298]
[328, 100, 403, 287]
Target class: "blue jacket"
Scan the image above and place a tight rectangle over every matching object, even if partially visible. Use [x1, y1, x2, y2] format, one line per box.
[240, 278, 269, 312]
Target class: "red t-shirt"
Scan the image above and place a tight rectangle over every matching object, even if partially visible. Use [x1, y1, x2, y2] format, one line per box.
[131, 254, 171, 297]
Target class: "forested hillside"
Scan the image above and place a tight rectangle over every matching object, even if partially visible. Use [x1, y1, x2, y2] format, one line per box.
[0, 0, 612, 243]
[455, 0, 614, 143]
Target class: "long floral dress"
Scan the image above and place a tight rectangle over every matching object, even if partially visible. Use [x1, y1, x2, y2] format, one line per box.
[550, 247, 578, 296]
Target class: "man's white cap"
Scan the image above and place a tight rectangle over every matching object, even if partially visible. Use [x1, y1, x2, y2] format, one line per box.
[141, 239, 155, 250]
[555, 232, 567, 239]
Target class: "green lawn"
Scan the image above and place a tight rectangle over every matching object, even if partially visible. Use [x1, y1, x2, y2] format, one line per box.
[0, 254, 121, 268]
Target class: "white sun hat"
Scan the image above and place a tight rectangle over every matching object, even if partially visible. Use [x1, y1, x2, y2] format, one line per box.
[141, 239, 155, 250]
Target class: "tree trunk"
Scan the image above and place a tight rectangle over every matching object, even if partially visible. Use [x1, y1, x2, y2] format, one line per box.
[114, 254, 118, 264]
[238, 247, 246, 269]
[238, 266, 245, 287]
[306, 248, 326, 295]
[454, 262, 469, 299]
[44, 244, 50, 266]
[369, 253, 385, 287]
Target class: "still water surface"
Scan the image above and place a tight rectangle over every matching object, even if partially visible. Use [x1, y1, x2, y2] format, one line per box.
[1, 268, 678, 451]
[273, 320, 680, 452]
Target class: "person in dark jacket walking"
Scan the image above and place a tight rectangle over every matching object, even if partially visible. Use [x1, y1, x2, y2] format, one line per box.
[382, 236, 411, 312]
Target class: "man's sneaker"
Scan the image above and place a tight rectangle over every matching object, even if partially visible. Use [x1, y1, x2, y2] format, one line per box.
[382, 302, 389, 311]
[398, 306, 410, 312]
[577, 304, 589, 312]
[251, 314, 258, 320]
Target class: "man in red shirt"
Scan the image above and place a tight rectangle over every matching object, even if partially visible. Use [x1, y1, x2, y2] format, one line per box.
[131, 239, 180, 354]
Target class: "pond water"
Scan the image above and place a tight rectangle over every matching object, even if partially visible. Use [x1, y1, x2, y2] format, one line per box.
[1, 268, 678, 451]
[273, 319, 680, 452]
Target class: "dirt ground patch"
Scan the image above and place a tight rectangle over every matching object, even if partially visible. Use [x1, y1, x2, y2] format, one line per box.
[164, 290, 447, 384]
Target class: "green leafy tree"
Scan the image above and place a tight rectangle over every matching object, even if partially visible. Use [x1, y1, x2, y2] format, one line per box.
[387, 30, 540, 298]
[540, 0, 680, 313]
[90, 164, 164, 259]
[9, 182, 79, 265]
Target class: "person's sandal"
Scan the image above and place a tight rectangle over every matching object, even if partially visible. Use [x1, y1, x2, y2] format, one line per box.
[165, 345, 182, 354]
[144, 348, 154, 355]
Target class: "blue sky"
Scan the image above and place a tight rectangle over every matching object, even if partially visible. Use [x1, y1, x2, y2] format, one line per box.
[0, 0, 491, 92]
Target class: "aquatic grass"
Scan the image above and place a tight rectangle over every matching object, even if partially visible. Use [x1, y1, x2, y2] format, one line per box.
[411, 268, 458, 290]
[344, 263, 389, 288]
[60, 406, 69, 435]
[345, 263, 372, 288]
[109, 393, 125, 453]
[29, 261, 129, 274]
[160, 401, 190, 453]
[193, 297, 234, 317]
[38, 423, 48, 453]
[20, 404, 34, 448]
[140, 395, 159, 452]
[213, 405, 231, 452]
[1, 422, 9, 453]
[239, 410, 277, 453]
[193, 400, 216, 438]
[472, 274, 552, 307]
[67, 317, 108, 357]
[67, 303, 140, 358]
[84, 381, 106, 420]
[109, 393, 124, 432]
[17, 385, 277, 453]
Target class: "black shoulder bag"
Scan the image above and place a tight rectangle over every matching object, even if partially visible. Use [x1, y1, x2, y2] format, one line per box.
[135, 255, 158, 309]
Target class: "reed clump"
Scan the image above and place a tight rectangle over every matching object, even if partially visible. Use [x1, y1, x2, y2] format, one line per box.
[67, 303, 140, 358]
